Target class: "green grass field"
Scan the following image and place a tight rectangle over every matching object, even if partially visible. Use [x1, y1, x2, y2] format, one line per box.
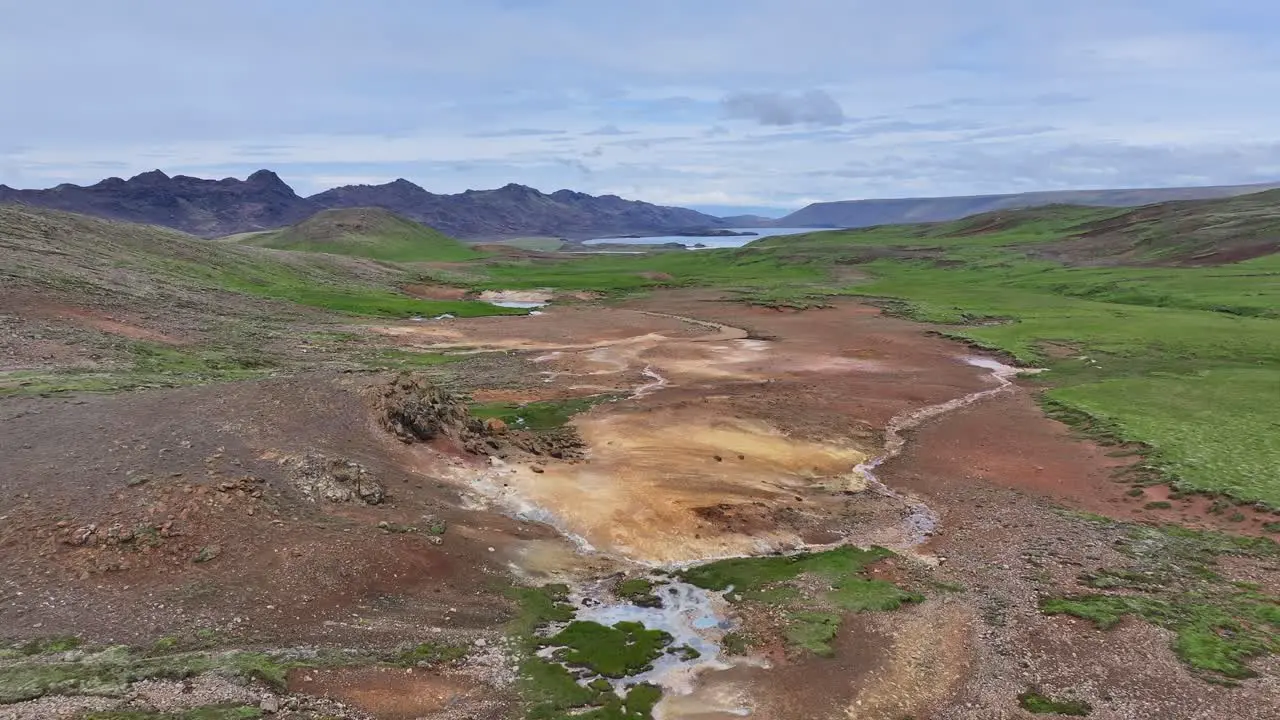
[836, 254, 1280, 508]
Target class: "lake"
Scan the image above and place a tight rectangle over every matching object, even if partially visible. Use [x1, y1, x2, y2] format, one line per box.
[583, 227, 818, 249]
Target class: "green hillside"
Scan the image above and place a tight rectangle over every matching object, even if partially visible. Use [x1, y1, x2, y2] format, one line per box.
[0, 204, 519, 320]
[241, 207, 484, 262]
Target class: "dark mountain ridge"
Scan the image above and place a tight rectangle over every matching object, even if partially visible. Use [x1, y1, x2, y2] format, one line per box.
[309, 179, 724, 239]
[0, 169, 319, 237]
[0, 170, 726, 239]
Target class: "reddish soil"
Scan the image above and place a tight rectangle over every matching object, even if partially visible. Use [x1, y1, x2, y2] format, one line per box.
[883, 383, 1274, 537]
[0, 374, 549, 648]
[288, 666, 508, 719]
[38, 305, 187, 345]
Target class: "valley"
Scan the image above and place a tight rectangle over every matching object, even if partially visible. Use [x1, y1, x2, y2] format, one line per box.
[1, 194, 1277, 720]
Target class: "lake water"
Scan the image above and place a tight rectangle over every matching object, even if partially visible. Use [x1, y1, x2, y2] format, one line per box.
[583, 227, 817, 249]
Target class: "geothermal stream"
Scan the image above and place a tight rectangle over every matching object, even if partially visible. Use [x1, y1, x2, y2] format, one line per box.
[463, 333, 1028, 718]
[855, 356, 1027, 546]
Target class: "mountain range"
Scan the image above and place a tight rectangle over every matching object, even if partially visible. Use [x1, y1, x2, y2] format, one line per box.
[0, 170, 726, 239]
[3, 169, 1279, 239]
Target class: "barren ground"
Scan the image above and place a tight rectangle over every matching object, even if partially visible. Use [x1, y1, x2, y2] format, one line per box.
[2, 288, 1276, 719]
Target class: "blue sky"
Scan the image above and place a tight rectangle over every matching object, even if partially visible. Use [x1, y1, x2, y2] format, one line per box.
[3, 0, 1280, 215]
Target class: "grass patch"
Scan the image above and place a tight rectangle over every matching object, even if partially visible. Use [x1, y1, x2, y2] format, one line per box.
[506, 584, 668, 720]
[1018, 688, 1092, 716]
[221, 277, 527, 319]
[680, 545, 894, 592]
[0, 643, 380, 703]
[1045, 369, 1280, 508]
[827, 577, 924, 612]
[506, 584, 575, 639]
[614, 578, 661, 608]
[1040, 522, 1280, 680]
[681, 546, 921, 656]
[363, 349, 467, 371]
[542, 621, 673, 678]
[519, 656, 599, 718]
[0, 341, 277, 397]
[488, 237, 567, 252]
[783, 612, 841, 656]
[475, 249, 826, 296]
[720, 632, 752, 656]
[391, 642, 469, 667]
[18, 636, 81, 655]
[470, 394, 619, 430]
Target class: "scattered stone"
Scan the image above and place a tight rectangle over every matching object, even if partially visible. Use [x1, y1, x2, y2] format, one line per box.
[192, 545, 221, 563]
[289, 453, 385, 505]
[531, 464, 545, 474]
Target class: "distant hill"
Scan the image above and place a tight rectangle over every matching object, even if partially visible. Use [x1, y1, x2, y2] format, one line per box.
[0, 204, 526, 322]
[0, 169, 317, 237]
[237, 207, 481, 262]
[775, 182, 1280, 229]
[310, 180, 725, 239]
[718, 214, 779, 226]
[754, 189, 1280, 268]
[0, 170, 727, 239]
[1031, 189, 1280, 266]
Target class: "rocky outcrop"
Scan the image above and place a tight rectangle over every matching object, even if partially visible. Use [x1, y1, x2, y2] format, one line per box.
[367, 373, 476, 445]
[289, 453, 386, 505]
[366, 373, 585, 461]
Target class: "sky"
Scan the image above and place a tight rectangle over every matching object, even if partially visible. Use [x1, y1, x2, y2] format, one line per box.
[3, 1, 1280, 215]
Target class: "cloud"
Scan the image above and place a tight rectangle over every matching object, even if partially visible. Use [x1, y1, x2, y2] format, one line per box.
[469, 128, 566, 137]
[554, 158, 593, 176]
[603, 136, 692, 151]
[585, 124, 633, 136]
[720, 89, 846, 126]
[3, 1, 1280, 209]
[910, 93, 1088, 111]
